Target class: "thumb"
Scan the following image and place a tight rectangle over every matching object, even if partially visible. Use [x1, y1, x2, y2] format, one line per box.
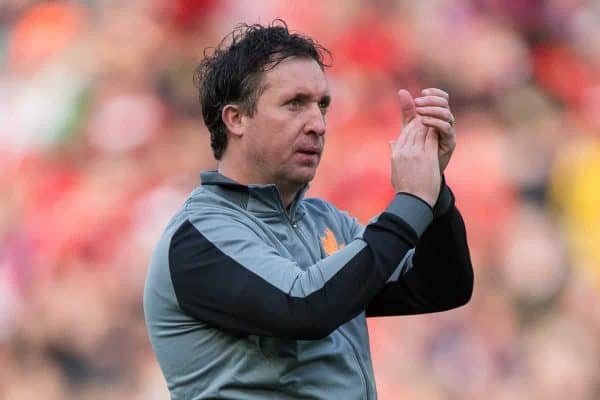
[397, 89, 416, 126]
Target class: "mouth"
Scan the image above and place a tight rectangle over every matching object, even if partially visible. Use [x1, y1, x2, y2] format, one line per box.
[295, 148, 322, 156]
[294, 148, 322, 165]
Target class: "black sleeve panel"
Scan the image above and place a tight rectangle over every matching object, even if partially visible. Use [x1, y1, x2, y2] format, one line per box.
[365, 205, 474, 317]
[169, 212, 418, 340]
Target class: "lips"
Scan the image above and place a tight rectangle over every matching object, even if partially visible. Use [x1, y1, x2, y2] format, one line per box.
[296, 147, 322, 156]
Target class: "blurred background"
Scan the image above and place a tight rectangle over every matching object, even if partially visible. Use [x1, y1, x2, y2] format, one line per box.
[1, 0, 600, 399]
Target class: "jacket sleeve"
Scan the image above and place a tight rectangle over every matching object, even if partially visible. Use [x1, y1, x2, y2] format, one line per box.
[365, 185, 474, 317]
[168, 194, 433, 340]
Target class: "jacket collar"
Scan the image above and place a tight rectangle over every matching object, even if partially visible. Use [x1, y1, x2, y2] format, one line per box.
[200, 170, 308, 220]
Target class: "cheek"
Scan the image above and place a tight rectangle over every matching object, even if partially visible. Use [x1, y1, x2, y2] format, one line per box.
[248, 107, 310, 152]
[246, 120, 287, 159]
[260, 117, 301, 148]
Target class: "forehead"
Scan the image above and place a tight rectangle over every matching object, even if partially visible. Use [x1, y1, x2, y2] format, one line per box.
[260, 57, 329, 97]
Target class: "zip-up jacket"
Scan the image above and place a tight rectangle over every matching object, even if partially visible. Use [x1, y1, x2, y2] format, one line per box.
[143, 171, 473, 399]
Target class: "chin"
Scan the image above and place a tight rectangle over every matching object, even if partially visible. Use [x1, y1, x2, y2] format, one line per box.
[297, 167, 319, 182]
[284, 169, 317, 187]
[290, 175, 314, 187]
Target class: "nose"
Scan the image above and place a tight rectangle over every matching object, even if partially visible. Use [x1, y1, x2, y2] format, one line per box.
[305, 104, 326, 136]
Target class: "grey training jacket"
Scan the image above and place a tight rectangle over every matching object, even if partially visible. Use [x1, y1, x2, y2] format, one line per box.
[143, 171, 473, 399]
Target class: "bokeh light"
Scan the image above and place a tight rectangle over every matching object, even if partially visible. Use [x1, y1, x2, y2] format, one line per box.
[2, 1, 600, 399]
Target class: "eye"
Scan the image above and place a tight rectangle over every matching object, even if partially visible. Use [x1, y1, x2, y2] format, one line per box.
[318, 98, 330, 114]
[318, 100, 329, 114]
[288, 99, 302, 109]
[284, 97, 304, 111]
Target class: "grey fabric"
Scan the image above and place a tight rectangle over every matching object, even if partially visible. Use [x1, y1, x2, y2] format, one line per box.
[187, 208, 370, 297]
[144, 172, 439, 399]
[387, 249, 415, 283]
[385, 193, 434, 236]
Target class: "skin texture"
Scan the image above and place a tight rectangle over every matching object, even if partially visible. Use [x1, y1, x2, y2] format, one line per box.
[219, 57, 330, 206]
[219, 57, 457, 208]
[399, 88, 456, 173]
[415, 88, 456, 173]
[390, 95, 441, 207]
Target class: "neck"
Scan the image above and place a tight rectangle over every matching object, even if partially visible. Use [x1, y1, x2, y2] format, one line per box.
[217, 161, 301, 208]
[275, 182, 302, 209]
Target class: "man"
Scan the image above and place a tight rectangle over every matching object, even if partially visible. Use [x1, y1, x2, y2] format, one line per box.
[144, 21, 473, 400]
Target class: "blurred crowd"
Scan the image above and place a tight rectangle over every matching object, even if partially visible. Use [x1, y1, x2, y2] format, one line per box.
[1, 0, 600, 399]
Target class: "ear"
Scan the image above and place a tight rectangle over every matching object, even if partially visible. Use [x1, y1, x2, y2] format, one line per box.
[222, 104, 245, 138]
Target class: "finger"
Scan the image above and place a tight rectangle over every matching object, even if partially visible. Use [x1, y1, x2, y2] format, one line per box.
[425, 127, 439, 152]
[414, 96, 449, 108]
[397, 130, 409, 147]
[421, 117, 453, 138]
[414, 121, 428, 149]
[391, 128, 409, 151]
[388, 138, 406, 153]
[416, 106, 454, 123]
[398, 117, 422, 148]
[421, 88, 449, 100]
[397, 89, 416, 126]
[394, 123, 411, 149]
[404, 124, 418, 148]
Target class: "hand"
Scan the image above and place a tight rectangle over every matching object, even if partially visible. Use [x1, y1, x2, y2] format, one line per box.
[414, 88, 456, 173]
[389, 90, 441, 207]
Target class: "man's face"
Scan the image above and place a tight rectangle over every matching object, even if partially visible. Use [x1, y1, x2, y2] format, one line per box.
[241, 57, 330, 189]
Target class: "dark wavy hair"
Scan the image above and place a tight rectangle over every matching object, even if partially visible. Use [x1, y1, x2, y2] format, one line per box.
[193, 20, 332, 160]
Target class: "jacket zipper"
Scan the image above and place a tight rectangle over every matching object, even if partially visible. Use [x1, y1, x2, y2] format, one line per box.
[287, 215, 370, 400]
